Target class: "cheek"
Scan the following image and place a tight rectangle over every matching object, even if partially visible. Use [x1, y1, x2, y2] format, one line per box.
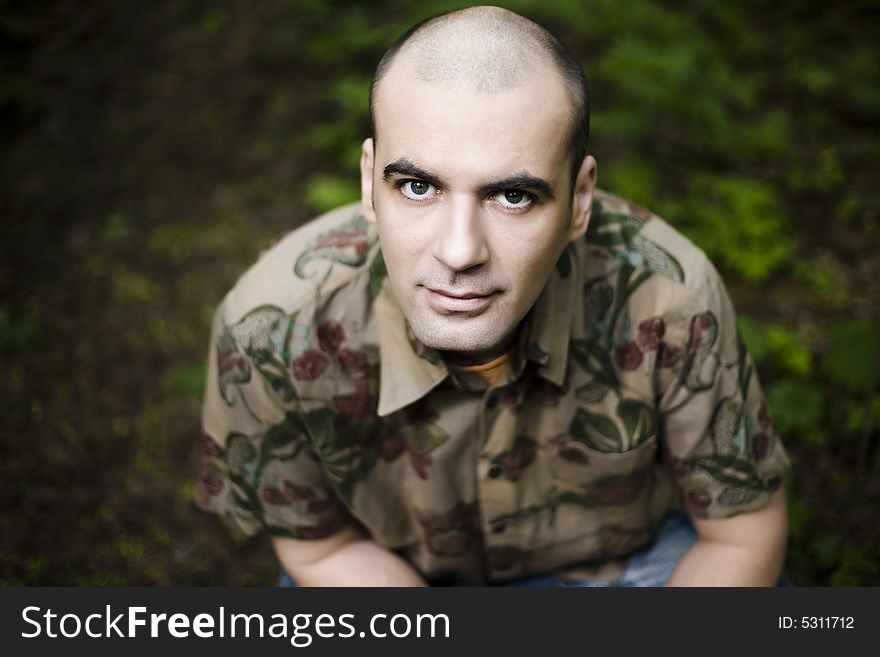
[492, 220, 567, 283]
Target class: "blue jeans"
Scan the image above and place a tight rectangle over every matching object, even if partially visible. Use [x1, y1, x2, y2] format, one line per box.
[277, 509, 793, 587]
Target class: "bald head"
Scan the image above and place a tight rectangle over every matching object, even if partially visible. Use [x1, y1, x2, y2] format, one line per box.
[369, 6, 590, 187]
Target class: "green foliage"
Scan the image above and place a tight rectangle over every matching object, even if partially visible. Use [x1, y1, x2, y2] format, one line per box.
[764, 326, 812, 378]
[821, 321, 880, 394]
[663, 177, 791, 282]
[766, 379, 824, 447]
[304, 176, 361, 212]
[163, 365, 207, 398]
[0, 306, 39, 353]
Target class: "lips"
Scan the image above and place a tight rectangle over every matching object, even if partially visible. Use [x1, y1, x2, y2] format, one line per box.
[430, 289, 488, 299]
[426, 288, 496, 314]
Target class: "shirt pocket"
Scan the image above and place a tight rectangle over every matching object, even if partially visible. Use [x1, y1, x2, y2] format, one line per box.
[548, 433, 659, 504]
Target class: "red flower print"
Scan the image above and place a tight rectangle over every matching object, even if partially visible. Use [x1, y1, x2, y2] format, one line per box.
[317, 321, 346, 353]
[261, 486, 288, 506]
[200, 432, 221, 458]
[199, 471, 223, 496]
[332, 378, 374, 421]
[283, 480, 316, 501]
[338, 348, 369, 376]
[752, 433, 769, 461]
[409, 450, 433, 479]
[292, 350, 329, 381]
[379, 432, 406, 461]
[662, 453, 691, 479]
[637, 317, 666, 350]
[627, 201, 652, 222]
[315, 229, 368, 256]
[591, 472, 645, 504]
[403, 398, 439, 425]
[217, 343, 247, 377]
[658, 342, 681, 368]
[557, 442, 591, 464]
[614, 340, 644, 370]
[757, 403, 771, 432]
[416, 502, 481, 558]
[685, 489, 712, 509]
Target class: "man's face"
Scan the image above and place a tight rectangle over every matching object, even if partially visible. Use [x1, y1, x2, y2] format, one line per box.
[361, 60, 595, 364]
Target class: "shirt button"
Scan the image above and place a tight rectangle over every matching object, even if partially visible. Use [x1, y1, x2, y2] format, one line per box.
[491, 521, 506, 533]
[488, 464, 503, 479]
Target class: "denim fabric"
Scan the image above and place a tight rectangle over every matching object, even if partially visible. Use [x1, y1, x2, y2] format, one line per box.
[276, 509, 794, 587]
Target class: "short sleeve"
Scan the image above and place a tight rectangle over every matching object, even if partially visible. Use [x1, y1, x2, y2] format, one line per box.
[195, 301, 350, 539]
[656, 256, 791, 519]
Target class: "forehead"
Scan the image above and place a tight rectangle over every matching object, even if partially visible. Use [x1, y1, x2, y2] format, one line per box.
[373, 60, 572, 179]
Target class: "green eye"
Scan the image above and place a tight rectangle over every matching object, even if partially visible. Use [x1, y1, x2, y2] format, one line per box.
[504, 190, 525, 204]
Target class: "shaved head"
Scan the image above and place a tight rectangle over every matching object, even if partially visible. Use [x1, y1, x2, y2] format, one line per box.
[369, 5, 590, 187]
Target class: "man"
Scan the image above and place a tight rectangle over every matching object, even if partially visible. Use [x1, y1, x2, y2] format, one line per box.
[196, 6, 790, 586]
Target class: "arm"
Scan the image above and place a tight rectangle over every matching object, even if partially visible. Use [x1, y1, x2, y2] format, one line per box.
[271, 521, 428, 587]
[666, 486, 788, 586]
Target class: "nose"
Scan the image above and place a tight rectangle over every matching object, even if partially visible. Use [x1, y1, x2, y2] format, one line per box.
[431, 196, 490, 273]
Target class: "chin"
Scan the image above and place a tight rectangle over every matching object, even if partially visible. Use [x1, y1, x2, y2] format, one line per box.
[408, 315, 511, 355]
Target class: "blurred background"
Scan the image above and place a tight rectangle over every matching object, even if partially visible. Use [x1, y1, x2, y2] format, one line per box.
[1, 0, 878, 585]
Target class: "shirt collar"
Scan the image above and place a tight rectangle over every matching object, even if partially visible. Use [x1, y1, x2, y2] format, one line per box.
[515, 242, 577, 387]
[374, 243, 577, 415]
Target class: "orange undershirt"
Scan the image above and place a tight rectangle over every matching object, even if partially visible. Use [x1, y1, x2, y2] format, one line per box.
[447, 349, 513, 387]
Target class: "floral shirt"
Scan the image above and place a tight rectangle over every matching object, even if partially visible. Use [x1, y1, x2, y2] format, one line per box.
[196, 191, 791, 585]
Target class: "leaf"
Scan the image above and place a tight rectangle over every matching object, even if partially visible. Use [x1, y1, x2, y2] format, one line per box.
[717, 485, 761, 505]
[690, 453, 764, 489]
[294, 215, 372, 278]
[681, 312, 719, 390]
[585, 206, 626, 251]
[709, 397, 742, 451]
[257, 366, 297, 402]
[226, 433, 257, 477]
[216, 329, 252, 404]
[570, 338, 619, 388]
[631, 234, 685, 282]
[583, 276, 614, 333]
[569, 408, 623, 452]
[302, 407, 335, 451]
[368, 249, 387, 304]
[617, 398, 656, 448]
[405, 423, 449, 454]
[259, 413, 309, 474]
[232, 305, 287, 360]
[576, 380, 610, 403]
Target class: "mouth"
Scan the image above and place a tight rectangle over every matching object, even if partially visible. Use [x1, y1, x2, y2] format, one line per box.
[425, 287, 498, 314]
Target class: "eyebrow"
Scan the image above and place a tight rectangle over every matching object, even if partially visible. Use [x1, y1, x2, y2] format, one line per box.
[382, 158, 557, 200]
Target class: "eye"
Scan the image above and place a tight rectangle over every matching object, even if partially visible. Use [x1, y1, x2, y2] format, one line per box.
[399, 180, 436, 201]
[493, 189, 534, 211]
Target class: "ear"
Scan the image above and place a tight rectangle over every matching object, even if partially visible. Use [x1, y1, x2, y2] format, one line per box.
[568, 155, 598, 241]
[360, 137, 377, 224]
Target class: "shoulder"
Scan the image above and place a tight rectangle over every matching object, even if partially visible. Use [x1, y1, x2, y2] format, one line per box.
[217, 202, 380, 325]
[584, 190, 725, 306]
